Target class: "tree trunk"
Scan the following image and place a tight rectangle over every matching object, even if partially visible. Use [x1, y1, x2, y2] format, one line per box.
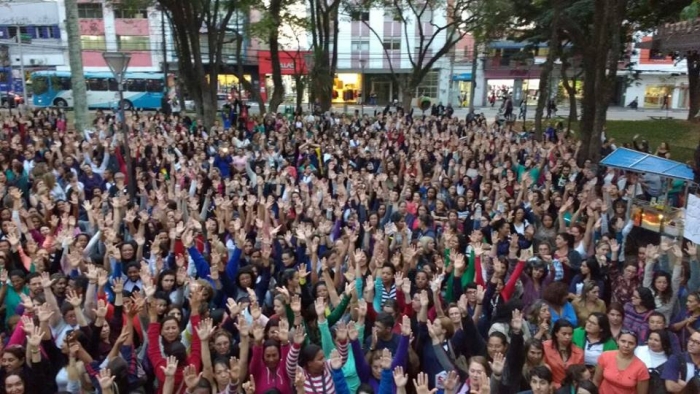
[561, 61, 578, 124]
[469, 44, 479, 112]
[578, 0, 626, 163]
[687, 52, 700, 122]
[294, 75, 305, 114]
[402, 81, 414, 111]
[534, 0, 561, 140]
[268, 0, 285, 113]
[64, 0, 88, 132]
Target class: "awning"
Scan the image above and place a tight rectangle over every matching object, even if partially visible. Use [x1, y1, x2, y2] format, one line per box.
[452, 73, 472, 81]
[600, 148, 695, 181]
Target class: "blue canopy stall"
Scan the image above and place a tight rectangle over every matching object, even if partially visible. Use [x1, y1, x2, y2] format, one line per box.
[600, 148, 694, 237]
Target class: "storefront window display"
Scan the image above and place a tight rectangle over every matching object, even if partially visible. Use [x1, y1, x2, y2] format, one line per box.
[644, 84, 674, 108]
[332, 73, 362, 103]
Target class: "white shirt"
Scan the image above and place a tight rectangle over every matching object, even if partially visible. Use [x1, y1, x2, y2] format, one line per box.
[635, 345, 668, 369]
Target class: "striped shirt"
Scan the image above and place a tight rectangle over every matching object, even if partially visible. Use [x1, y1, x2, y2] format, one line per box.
[287, 340, 349, 394]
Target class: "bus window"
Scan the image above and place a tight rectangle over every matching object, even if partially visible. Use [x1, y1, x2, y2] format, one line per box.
[125, 79, 146, 92]
[146, 79, 164, 93]
[87, 78, 108, 91]
[32, 76, 48, 95]
[108, 78, 119, 91]
[57, 77, 71, 90]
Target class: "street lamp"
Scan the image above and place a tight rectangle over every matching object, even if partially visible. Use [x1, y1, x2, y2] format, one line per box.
[359, 58, 366, 116]
[102, 51, 135, 199]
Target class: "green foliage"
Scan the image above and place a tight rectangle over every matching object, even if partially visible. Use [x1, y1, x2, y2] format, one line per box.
[682, 0, 700, 19]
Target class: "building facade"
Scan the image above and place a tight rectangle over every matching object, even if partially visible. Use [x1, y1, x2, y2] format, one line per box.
[624, 34, 689, 110]
[333, 5, 452, 106]
[0, 1, 65, 93]
[54, 0, 172, 72]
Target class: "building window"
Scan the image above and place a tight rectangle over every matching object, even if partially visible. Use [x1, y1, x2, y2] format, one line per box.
[113, 5, 148, 19]
[81, 35, 106, 50]
[351, 10, 369, 21]
[37, 26, 58, 39]
[77, 3, 104, 18]
[383, 39, 401, 51]
[351, 40, 369, 51]
[118, 36, 151, 51]
[416, 70, 438, 98]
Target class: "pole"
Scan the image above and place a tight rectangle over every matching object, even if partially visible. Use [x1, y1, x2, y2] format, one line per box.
[360, 63, 365, 116]
[161, 11, 168, 80]
[468, 43, 479, 112]
[16, 26, 27, 109]
[118, 82, 135, 199]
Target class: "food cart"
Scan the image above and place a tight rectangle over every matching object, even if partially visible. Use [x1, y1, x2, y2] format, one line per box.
[600, 147, 696, 240]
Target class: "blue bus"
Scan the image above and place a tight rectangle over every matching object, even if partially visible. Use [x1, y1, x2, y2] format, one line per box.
[31, 70, 165, 110]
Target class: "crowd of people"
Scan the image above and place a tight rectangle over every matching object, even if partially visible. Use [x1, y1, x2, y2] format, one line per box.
[0, 103, 695, 394]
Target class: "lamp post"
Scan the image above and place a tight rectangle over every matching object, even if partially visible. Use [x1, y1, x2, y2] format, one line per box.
[102, 51, 135, 199]
[359, 58, 366, 116]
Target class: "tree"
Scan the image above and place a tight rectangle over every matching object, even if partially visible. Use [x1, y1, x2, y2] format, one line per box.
[308, 0, 340, 111]
[64, 0, 88, 132]
[281, 45, 310, 113]
[348, 0, 499, 110]
[156, 0, 252, 127]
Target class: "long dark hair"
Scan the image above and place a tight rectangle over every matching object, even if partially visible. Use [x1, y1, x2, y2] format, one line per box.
[636, 287, 657, 311]
[651, 271, 673, 304]
[646, 329, 673, 356]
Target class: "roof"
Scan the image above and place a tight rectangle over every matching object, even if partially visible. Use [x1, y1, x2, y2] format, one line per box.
[488, 40, 549, 49]
[600, 147, 695, 181]
[30, 71, 165, 80]
[635, 20, 700, 52]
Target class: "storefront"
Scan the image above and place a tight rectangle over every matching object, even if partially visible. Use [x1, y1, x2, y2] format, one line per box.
[332, 73, 362, 104]
[451, 72, 472, 107]
[257, 50, 310, 103]
[216, 74, 253, 100]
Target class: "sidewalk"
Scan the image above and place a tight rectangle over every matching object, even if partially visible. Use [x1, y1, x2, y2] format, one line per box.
[324, 103, 690, 121]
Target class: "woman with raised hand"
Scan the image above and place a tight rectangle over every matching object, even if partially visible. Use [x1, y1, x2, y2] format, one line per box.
[147, 283, 203, 394]
[286, 319, 349, 394]
[249, 317, 293, 394]
[643, 242, 682, 323]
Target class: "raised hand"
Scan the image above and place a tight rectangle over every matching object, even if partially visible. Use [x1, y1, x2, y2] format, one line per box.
[183, 364, 201, 390]
[329, 349, 344, 370]
[293, 325, 306, 345]
[490, 352, 506, 376]
[400, 314, 412, 337]
[97, 368, 116, 390]
[160, 355, 178, 377]
[380, 348, 392, 370]
[511, 309, 523, 333]
[195, 318, 214, 342]
[413, 372, 437, 394]
[393, 366, 408, 388]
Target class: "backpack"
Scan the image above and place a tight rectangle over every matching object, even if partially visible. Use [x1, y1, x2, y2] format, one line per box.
[648, 362, 668, 394]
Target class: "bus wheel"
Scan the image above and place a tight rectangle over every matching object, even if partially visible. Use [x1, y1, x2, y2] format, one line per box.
[121, 100, 133, 110]
[54, 98, 68, 108]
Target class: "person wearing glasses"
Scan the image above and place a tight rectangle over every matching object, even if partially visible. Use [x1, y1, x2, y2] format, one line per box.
[572, 312, 618, 368]
[593, 330, 649, 393]
[661, 332, 700, 392]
